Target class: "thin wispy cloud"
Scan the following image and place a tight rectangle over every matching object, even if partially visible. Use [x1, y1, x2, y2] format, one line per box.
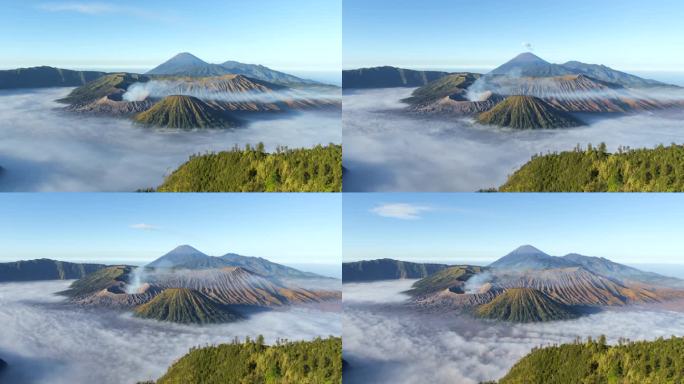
[129, 223, 158, 231]
[35, 2, 176, 21]
[370, 203, 432, 220]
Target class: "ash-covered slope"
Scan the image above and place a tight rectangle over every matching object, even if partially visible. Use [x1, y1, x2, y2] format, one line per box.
[343, 66, 450, 88]
[477, 95, 583, 129]
[146, 267, 334, 306]
[475, 287, 579, 323]
[0, 258, 108, 282]
[133, 287, 242, 324]
[342, 258, 451, 282]
[133, 95, 242, 128]
[60, 265, 159, 308]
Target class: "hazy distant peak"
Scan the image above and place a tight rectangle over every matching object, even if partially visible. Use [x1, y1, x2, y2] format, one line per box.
[509, 244, 547, 255]
[167, 52, 207, 65]
[509, 52, 549, 64]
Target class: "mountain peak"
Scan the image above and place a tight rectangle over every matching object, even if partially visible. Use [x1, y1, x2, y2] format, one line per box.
[167, 52, 206, 65]
[510, 52, 548, 64]
[510, 244, 546, 255]
[168, 244, 203, 254]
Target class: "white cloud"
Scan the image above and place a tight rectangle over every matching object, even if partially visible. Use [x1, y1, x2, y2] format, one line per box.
[370, 203, 432, 220]
[0, 280, 341, 384]
[129, 223, 158, 231]
[522, 42, 534, 51]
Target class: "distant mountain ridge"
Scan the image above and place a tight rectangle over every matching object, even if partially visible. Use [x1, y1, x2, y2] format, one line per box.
[343, 66, 450, 88]
[147, 52, 319, 86]
[0, 258, 108, 282]
[342, 258, 451, 282]
[0, 66, 107, 89]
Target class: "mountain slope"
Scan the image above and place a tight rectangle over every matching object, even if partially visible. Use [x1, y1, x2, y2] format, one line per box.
[0, 259, 107, 282]
[343, 66, 450, 88]
[489, 245, 577, 270]
[221, 253, 322, 279]
[496, 336, 684, 384]
[151, 337, 341, 384]
[477, 95, 583, 129]
[342, 259, 451, 282]
[133, 95, 241, 128]
[0, 66, 107, 89]
[489, 53, 572, 77]
[407, 266, 485, 296]
[220, 60, 317, 86]
[59, 265, 132, 298]
[475, 288, 579, 323]
[563, 253, 683, 287]
[58, 73, 150, 105]
[562, 61, 669, 88]
[155, 144, 342, 192]
[133, 288, 241, 324]
[499, 144, 684, 192]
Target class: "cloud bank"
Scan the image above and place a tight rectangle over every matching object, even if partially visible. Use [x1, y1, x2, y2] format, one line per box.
[343, 88, 684, 191]
[0, 88, 340, 191]
[343, 280, 684, 384]
[0, 280, 340, 384]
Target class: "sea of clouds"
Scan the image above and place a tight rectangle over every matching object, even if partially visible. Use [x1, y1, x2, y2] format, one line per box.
[343, 280, 684, 384]
[0, 88, 340, 191]
[343, 88, 684, 191]
[0, 280, 341, 384]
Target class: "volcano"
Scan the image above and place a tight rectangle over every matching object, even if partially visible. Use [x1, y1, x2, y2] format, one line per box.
[133, 95, 241, 128]
[476, 95, 583, 129]
[133, 288, 242, 324]
[475, 287, 579, 323]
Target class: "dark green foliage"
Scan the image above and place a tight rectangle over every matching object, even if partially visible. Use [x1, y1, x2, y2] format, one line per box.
[475, 288, 579, 323]
[156, 144, 341, 192]
[59, 265, 131, 298]
[497, 336, 684, 384]
[402, 73, 481, 104]
[477, 95, 583, 129]
[500, 143, 684, 192]
[342, 66, 449, 89]
[153, 336, 341, 384]
[58, 73, 149, 104]
[407, 266, 484, 296]
[0, 259, 107, 282]
[342, 259, 450, 282]
[133, 95, 241, 129]
[0, 66, 107, 89]
[134, 288, 242, 324]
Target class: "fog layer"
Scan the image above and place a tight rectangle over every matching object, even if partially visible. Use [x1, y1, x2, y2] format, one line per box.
[0, 280, 341, 384]
[343, 88, 684, 191]
[343, 280, 684, 384]
[0, 88, 340, 191]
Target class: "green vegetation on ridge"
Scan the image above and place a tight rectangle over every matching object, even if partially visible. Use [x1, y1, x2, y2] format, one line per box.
[155, 144, 341, 192]
[500, 143, 684, 192]
[148, 336, 341, 384]
[59, 265, 131, 298]
[402, 73, 481, 105]
[494, 336, 684, 384]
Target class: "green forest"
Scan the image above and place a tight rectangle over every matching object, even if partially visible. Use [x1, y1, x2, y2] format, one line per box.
[154, 144, 342, 192]
[143, 336, 341, 384]
[499, 143, 684, 192]
[492, 336, 684, 384]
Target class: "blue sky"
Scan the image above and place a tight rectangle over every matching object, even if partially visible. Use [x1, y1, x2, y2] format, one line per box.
[344, 193, 684, 264]
[0, 0, 341, 72]
[0, 193, 341, 265]
[343, 0, 684, 72]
